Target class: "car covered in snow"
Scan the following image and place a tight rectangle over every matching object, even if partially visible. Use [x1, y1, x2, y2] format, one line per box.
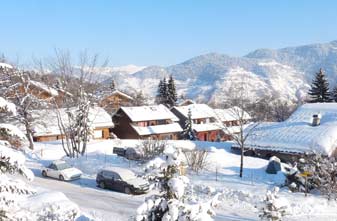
[42, 161, 82, 181]
[96, 167, 149, 194]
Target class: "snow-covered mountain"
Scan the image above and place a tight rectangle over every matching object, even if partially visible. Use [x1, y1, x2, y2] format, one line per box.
[106, 40, 337, 104]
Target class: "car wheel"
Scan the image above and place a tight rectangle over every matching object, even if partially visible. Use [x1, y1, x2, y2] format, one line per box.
[59, 175, 65, 181]
[124, 186, 131, 194]
[99, 181, 105, 189]
[42, 170, 47, 177]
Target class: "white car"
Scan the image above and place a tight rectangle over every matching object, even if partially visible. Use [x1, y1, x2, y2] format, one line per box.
[42, 161, 82, 181]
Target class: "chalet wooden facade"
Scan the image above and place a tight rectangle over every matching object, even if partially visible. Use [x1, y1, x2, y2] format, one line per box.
[178, 99, 196, 106]
[6, 79, 72, 106]
[100, 89, 134, 113]
[31, 107, 114, 142]
[111, 105, 183, 140]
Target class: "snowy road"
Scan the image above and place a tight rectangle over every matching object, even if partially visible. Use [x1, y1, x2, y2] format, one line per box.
[32, 175, 145, 221]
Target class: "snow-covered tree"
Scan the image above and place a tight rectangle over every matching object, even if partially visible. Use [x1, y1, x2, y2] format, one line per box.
[56, 87, 93, 158]
[181, 108, 197, 140]
[0, 96, 81, 220]
[132, 90, 148, 106]
[0, 66, 52, 150]
[136, 145, 219, 221]
[0, 96, 35, 220]
[308, 68, 331, 103]
[286, 153, 337, 200]
[156, 78, 168, 106]
[167, 75, 177, 108]
[259, 187, 288, 221]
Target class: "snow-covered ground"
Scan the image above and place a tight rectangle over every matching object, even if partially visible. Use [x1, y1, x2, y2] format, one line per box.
[24, 139, 337, 221]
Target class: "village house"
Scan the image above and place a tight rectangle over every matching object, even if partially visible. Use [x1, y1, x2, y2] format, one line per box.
[178, 99, 196, 106]
[171, 104, 224, 141]
[100, 89, 134, 113]
[213, 107, 251, 140]
[31, 106, 114, 142]
[240, 103, 337, 162]
[6, 78, 72, 106]
[111, 104, 183, 140]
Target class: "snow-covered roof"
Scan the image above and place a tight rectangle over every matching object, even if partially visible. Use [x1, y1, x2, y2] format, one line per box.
[110, 90, 134, 100]
[245, 103, 337, 156]
[120, 104, 179, 122]
[192, 123, 220, 132]
[31, 106, 114, 136]
[131, 122, 183, 136]
[30, 80, 59, 97]
[173, 104, 216, 119]
[178, 99, 196, 106]
[214, 107, 251, 122]
[0, 62, 13, 69]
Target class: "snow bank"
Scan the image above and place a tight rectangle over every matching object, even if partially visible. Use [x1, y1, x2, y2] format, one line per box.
[0, 97, 17, 115]
[0, 143, 34, 180]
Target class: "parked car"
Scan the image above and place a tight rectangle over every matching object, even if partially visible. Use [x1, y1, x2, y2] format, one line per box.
[113, 147, 126, 157]
[125, 147, 143, 160]
[42, 161, 82, 181]
[96, 167, 149, 194]
[113, 147, 143, 160]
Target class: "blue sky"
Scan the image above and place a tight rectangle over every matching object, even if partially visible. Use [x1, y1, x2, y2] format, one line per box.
[1, 0, 337, 66]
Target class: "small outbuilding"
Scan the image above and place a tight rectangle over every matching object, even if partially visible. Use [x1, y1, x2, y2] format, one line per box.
[241, 103, 337, 162]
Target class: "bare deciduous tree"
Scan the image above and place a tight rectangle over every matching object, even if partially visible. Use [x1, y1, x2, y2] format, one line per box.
[38, 49, 109, 158]
[137, 138, 166, 160]
[217, 76, 258, 178]
[0, 66, 52, 150]
[183, 149, 209, 173]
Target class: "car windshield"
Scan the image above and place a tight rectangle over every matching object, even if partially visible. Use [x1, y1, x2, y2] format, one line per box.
[55, 163, 71, 170]
[118, 170, 137, 181]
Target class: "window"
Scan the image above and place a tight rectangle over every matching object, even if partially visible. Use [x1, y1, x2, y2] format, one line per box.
[103, 171, 114, 179]
[157, 119, 166, 125]
[49, 164, 57, 170]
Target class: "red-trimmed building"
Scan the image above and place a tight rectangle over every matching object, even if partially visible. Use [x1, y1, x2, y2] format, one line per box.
[112, 105, 183, 140]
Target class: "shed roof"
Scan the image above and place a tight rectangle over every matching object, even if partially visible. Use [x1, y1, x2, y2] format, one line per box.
[119, 104, 179, 122]
[244, 103, 337, 156]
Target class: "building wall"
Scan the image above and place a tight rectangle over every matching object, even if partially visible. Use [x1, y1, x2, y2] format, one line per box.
[147, 133, 179, 140]
[34, 128, 111, 142]
[112, 109, 140, 139]
[100, 94, 133, 114]
[34, 135, 58, 142]
[197, 130, 220, 142]
[112, 109, 181, 140]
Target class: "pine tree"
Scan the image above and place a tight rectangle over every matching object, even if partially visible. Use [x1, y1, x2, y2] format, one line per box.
[156, 78, 168, 106]
[155, 79, 164, 104]
[181, 108, 197, 140]
[308, 69, 331, 103]
[167, 75, 177, 108]
[110, 79, 116, 91]
[331, 86, 337, 102]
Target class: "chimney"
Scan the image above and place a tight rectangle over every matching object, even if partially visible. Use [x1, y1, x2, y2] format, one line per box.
[312, 113, 321, 126]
